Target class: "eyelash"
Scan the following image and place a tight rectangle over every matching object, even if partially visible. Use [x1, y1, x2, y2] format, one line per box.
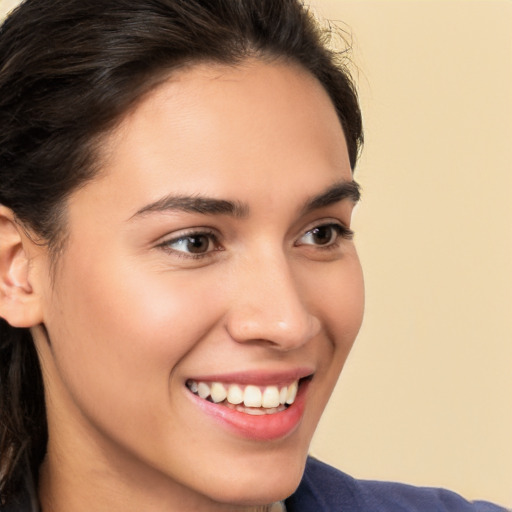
[157, 222, 354, 260]
[296, 223, 354, 250]
[157, 228, 221, 260]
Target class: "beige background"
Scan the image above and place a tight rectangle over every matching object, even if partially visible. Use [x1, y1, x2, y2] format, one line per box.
[0, 0, 19, 18]
[308, 0, 512, 507]
[1, 0, 510, 507]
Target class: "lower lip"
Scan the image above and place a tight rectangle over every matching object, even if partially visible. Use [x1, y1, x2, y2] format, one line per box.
[186, 380, 310, 441]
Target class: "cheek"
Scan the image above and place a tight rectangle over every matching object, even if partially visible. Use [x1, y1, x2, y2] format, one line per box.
[306, 251, 364, 350]
[300, 251, 364, 385]
[44, 252, 224, 420]
[295, 252, 364, 440]
[335, 257, 365, 346]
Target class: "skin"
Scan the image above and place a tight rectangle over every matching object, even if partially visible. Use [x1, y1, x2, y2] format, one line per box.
[4, 60, 364, 511]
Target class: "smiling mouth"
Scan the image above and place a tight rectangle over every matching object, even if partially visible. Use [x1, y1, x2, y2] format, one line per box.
[186, 378, 309, 415]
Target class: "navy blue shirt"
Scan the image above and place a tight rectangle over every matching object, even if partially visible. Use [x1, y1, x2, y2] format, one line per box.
[286, 457, 508, 512]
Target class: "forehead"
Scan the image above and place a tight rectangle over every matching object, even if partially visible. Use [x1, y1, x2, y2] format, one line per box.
[76, 59, 352, 218]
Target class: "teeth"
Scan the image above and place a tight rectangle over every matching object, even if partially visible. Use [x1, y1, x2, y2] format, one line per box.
[262, 386, 280, 408]
[186, 379, 300, 410]
[224, 402, 287, 415]
[286, 381, 298, 404]
[197, 382, 210, 400]
[227, 384, 244, 405]
[243, 385, 262, 407]
[279, 386, 288, 405]
[243, 406, 267, 415]
[210, 382, 227, 403]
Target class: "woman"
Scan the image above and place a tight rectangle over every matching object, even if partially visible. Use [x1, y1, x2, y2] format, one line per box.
[0, 1, 506, 511]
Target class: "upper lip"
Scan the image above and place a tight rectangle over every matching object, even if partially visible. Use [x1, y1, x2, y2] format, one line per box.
[187, 367, 314, 387]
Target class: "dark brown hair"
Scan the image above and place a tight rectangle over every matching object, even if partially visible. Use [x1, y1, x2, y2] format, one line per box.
[0, 0, 363, 505]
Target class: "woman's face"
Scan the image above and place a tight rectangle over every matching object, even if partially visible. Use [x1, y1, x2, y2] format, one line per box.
[33, 60, 364, 509]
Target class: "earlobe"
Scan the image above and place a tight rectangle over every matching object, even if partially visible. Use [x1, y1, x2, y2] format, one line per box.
[0, 206, 43, 328]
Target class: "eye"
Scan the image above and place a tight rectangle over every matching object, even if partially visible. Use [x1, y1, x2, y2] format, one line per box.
[297, 223, 353, 248]
[158, 230, 220, 257]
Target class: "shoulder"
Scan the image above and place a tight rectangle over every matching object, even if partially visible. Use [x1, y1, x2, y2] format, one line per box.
[286, 457, 508, 512]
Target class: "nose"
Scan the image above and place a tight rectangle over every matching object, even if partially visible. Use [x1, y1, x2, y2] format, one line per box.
[224, 250, 321, 351]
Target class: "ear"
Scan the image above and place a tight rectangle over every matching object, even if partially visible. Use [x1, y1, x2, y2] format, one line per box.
[0, 206, 43, 328]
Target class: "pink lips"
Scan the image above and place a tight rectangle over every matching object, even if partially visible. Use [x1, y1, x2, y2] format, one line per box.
[185, 369, 313, 441]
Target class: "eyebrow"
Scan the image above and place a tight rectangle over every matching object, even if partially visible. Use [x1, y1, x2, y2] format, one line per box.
[131, 194, 249, 219]
[130, 179, 360, 220]
[301, 180, 361, 214]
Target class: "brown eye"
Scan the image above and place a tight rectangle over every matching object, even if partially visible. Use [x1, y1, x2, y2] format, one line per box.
[297, 223, 353, 247]
[162, 232, 217, 255]
[309, 226, 337, 245]
[183, 235, 211, 253]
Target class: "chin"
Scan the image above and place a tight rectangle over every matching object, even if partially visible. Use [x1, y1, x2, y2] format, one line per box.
[206, 469, 304, 507]
[195, 444, 309, 507]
